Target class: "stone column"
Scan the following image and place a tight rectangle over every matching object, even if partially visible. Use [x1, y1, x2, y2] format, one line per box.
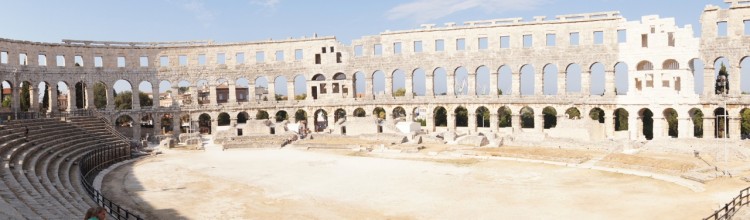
[703, 117, 715, 139]
[534, 69, 543, 96]
[106, 86, 115, 110]
[605, 70, 616, 96]
[211, 118, 218, 135]
[467, 72, 476, 96]
[605, 115, 614, 138]
[511, 114, 520, 132]
[489, 72, 498, 96]
[154, 115, 162, 136]
[305, 81, 313, 100]
[228, 83, 237, 104]
[534, 114, 544, 132]
[49, 83, 59, 113]
[425, 74, 434, 96]
[628, 113, 638, 140]
[425, 113, 434, 132]
[152, 82, 160, 108]
[365, 77, 373, 96]
[468, 113, 476, 133]
[652, 116, 664, 139]
[10, 84, 19, 111]
[267, 83, 275, 101]
[131, 86, 140, 110]
[447, 113, 455, 131]
[446, 73, 455, 96]
[490, 113, 499, 132]
[189, 85, 198, 106]
[511, 71, 521, 96]
[132, 125, 141, 143]
[85, 84, 94, 109]
[385, 76, 393, 96]
[730, 117, 741, 140]
[581, 70, 591, 96]
[729, 66, 741, 96]
[209, 85, 217, 105]
[68, 86, 77, 111]
[679, 117, 692, 138]
[558, 71, 567, 96]
[404, 75, 413, 97]
[29, 87, 38, 111]
[170, 86, 179, 107]
[286, 82, 294, 102]
[704, 67, 715, 97]
[172, 115, 181, 138]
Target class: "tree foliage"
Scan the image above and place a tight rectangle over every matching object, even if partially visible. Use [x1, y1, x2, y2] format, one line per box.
[692, 110, 704, 138]
[434, 107, 447, 127]
[373, 108, 386, 119]
[715, 63, 729, 94]
[294, 94, 307, 100]
[294, 110, 307, 122]
[393, 88, 406, 97]
[476, 107, 490, 128]
[1, 96, 10, 108]
[614, 109, 629, 131]
[42, 84, 49, 110]
[521, 107, 534, 128]
[218, 113, 230, 126]
[455, 107, 468, 127]
[589, 108, 605, 123]
[114, 91, 153, 110]
[542, 107, 557, 129]
[256, 111, 269, 120]
[20, 82, 30, 111]
[665, 109, 678, 137]
[94, 83, 107, 109]
[75, 83, 84, 109]
[498, 107, 512, 127]
[641, 110, 654, 140]
[565, 108, 581, 119]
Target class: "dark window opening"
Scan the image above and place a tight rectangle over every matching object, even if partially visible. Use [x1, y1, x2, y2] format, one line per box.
[315, 54, 321, 64]
[270, 127, 276, 135]
[341, 126, 346, 135]
[330, 47, 334, 52]
[322, 47, 327, 53]
[336, 52, 342, 63]
[237, 129, 243, 136]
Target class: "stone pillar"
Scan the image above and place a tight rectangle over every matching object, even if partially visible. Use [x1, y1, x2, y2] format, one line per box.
[228, 83, 237, 104]
[189, 86, 198, 105]
[131, 86, 140, 110]
[511, 114, 520, 132]
[467, 72, 476, 96]
[209, 85, 217, 105]
[652, 116, 664, 139]
[729, 66, 741, 96]
[605, 115, 615, 138]
[730, 117, 741, 140]
[385, 76, 393, 96]
[365, 77, 373, 96]
[704, 67, 715, 97]
[468, 113, 476, 133]
[490, 113, 499, 132]
[511, 71, 521, 96]
[152, 82, 160, 108]
[49, 83, 59, 113]
[447, 113, 455, 131]
[489, 72, 498, 96]
[211, 118, 218, 135]
[267, 83, 275, 101]
[404, 75, 413, 97]
[558, 71, 566, 96]
[425, 74, 434, 96]
[172, 115, 181, 138]
[106, 85, 115, 110]
[534, 69, 543, 96]
[581, 70, 591, 96]
[30, 87, 38, 111]
[534, 114, 543, 132]
[85, 84, 94, 109]
[425, 113, 434, 132]
[132, 125, 141, 143]
[679, 117, 692, 138]
[446, 73, 455, 96]
[305, 82, 313, 100]
[605, 70, 616, 96]
[11, 84, 19, 111]
[68, 86, 76, 111]
[286, 82, 294, 102]
[628, 114, 638, 140]
[154, 115, 162, 136]
[703, 117, 715, 139]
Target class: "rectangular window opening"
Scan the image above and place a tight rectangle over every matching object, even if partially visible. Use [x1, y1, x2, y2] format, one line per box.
[414, 41, 423, 53]
[117, 56, 126, 67]
[354, 45, 363, 57]
[256, 51, 265, 63]
[745, 20, 750, 36]
[456, 38, 465, 51]
[393, 42, 402, 54]
[74, 55, 84, 67]
[295, 49, 303, 60]
[139, 56, 148, 67]
[641, 34, 649, 48]
[546, 34, 556, 47]
[56, 55, 65, 67]
[1, 52, 8, 64]
[179, 55, 188, 66]
[315, 54, 321, 64]
[94, 56, 103, 67]
[500, 36, 510, 48]
[236, 52, 245, 64]
[374, 44, 382, 56]
[322, 47, 327, 53]
[523, 35, 532, 48]
[217, 53, 226, 64]
[617, 29, 627, 43]
[435, 39, 445, 51]
[38, 54, 47, 66]
[478, 37, 488, 50]
[198, 54, 206, 65]
[718, 21, 728, 37]
[668, 32, 675, 47]
[19, 53, 27, 65]
[594, 31, 604, 45]
[570, 32, 580, 46]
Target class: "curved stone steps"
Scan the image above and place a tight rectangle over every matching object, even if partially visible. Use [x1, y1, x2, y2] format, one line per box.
[48, 139, 102, 210]
[54, 142, 109, 209]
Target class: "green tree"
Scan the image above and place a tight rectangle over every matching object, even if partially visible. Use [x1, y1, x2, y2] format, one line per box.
[114, 91, 133, 110]
[692, 110, 704, 137]
[614, 109, 629, 131]
[642, 110, 654, 140]
[1, 96, 10, 108]
[354, 108, 366, 117]
[393, 88, 406, 97]
[715, 63, 729, 94]
[434, 108, 447, 127]
[521, 108, 534, 128]
[373, 108, 386, 119]
[294, 94, 307, 100]
[41, 84, 49, 110]
[275, 94, 287, 101]
[275, 111, 288, 122]
[589, 109, 605, 123]
[742, 109, 750, 138]
[294, 111, 307, 122]
[566, 108, 581, 119]
[476, 108, 490, 127]
[256, 111, 269, 120]
[455, 107, 468, 127]
[497, 89, 503, 95]
[139, 92, 153, 107]
[542, 107, 557, 129]
[498, 107, 512, 127]
[20, 82, 30, 111]
[178, 87, 189, 94]
[218, 113, 230, 126]
[665, 109, 678, 137]
[415, 118, 427, 126]
[94, 83, 107, 109]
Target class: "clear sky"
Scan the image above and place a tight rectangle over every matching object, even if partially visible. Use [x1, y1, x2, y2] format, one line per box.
[0, 0, 731, 95]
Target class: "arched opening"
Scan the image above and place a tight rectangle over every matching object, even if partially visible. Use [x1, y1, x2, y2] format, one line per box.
[236, 78, 250, 102]
[392, 107, 406, 120]
[73, 81, 86, 109]
[741, 57, 750, 94]
[115, 115, 135, 139]
[413, 107, 427, 126]
[434, 67, 448, 96]
[663, 108, 678, 138]
[689, 59, 705, 95]
[256, 110, 269, 120]
[498, 65, 512, 95]
[353, 71, 365, 97]
[498, 106, 512, 127]
[314, 109, 328, 132]
[216, 112, 231, 126]
[293, 74, 306, 100]
[275, 111, 288, 122]
[373, 107, 386, 120]
[274, 76, 288, 101]
[565, 107, 581, 120]
[454, 67, 468, 95]
[353, 108, 366, 117]
[742, 108, 750, 139]
[639, 108, 654, 140]
[254, 77, 269, 101]
[476, 66, 490, 95]
[198, 113, 211, 134]
[589, 108, 605, 124]
[412, 68, 426, 96]
[294, 110, 308, 125]
[715, 57, 730, 95]
[334, 109, 346, 122]
[520, 64, 534, 96]
[434, 107, 447, 127]
[196, 79, 209, 104]
[160, 114, 173, 134]
[113, 80, 132, 110]
[0, 81, 12, 111]
[715, 107, 730, 138]
[237, 112, 249, 124]
[16, 81, 31, 112]
[566, 63, 582, 93]
[614, 108, 629, 131]
[455, 106, 468, 127]
[177, 80, 192, 105]
[138, 81, 153, 108]
[214, 78, 229, 104]
[372, 70, 386, 95]
[180, 114, 191, 133]
[543, 64, 558, 95]
[475, 106, 490, 128]
[141, 113, 154, 130]
[614, 62, 629, 95]
[158, 80, 172, 107]
[590, 63, 605, 95]
[542, 106, 557, 129]
[37, 81, 51, 111]
[689, 108, 704, 138]
[520, 106, 534, 128]
[637, 61, 654, 71]
[392, 69, 406, 96]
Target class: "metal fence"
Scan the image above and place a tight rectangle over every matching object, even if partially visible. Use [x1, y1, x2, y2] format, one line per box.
[79, 144, 143, 220]
[705, 187, 750, 220]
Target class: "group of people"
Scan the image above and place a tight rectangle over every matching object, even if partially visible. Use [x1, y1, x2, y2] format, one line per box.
[84, 207, 107, 220]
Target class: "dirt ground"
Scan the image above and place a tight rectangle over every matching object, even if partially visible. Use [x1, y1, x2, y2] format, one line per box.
[102, 149, 748, 220]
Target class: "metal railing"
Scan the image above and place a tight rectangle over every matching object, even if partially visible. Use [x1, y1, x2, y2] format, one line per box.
[705, 187, 750, 220]
[79, 144, 143, 220]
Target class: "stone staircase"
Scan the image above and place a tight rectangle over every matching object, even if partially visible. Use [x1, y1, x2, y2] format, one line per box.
[0, 116, 130, 219]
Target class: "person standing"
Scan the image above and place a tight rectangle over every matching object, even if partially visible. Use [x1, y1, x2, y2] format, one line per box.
[84, 207, 107, 220]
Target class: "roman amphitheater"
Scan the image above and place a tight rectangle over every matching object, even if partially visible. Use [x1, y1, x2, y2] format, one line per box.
[6, 1, 750, 219]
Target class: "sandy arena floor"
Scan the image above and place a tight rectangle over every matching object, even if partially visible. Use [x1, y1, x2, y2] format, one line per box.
[102, 149, 747, 220]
